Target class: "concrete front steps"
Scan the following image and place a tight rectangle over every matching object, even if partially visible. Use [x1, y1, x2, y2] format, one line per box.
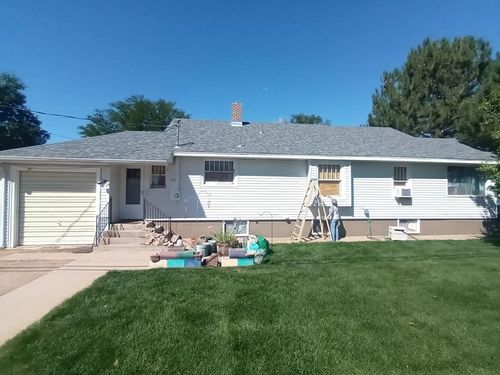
[97, 221, 152, 250]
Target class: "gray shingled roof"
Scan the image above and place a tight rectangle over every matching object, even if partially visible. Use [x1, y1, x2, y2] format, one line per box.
[0, 131, 173, 161]
[0, 119, 494, 162]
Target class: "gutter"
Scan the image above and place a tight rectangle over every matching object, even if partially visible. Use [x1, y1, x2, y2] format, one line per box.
[172, 152, 496, 165]
[0, 153, 495, 165]
[0, 157, 167, 165]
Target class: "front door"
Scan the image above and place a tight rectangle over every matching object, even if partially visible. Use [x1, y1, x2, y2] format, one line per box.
[121, 167, 143, 219]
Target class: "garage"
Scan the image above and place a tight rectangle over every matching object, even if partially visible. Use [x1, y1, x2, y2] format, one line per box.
[18, 171, 97, 245]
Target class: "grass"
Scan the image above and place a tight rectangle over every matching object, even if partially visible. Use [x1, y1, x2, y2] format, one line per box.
[1, 240, 500, 374]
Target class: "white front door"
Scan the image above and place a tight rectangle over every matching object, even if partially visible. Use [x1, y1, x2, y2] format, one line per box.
[120, 166, 143, 220]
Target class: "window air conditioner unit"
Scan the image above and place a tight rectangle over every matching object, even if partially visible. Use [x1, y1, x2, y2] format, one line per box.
[394, 187, 412, 198]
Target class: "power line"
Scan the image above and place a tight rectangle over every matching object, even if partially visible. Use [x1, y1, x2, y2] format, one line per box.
[0, 103, 176, 129]
[48, 133, 78, 141]
[0, 104, 88, 121]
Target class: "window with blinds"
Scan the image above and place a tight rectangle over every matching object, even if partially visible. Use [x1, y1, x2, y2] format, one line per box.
[205, 161, 234, 182]
[151, 165, 166, 188]
[318, 164, 341, 196]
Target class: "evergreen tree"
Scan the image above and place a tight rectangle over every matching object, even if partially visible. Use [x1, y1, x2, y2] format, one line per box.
[369, 37, 492, 143]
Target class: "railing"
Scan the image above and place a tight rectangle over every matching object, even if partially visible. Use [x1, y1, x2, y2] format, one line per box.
[143, 197, 170, 222]
[94, 198, 111, 246]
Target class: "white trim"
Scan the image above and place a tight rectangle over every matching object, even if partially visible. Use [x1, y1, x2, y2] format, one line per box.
[173, 152, 494, 165]
[0, 154, 494, 165]
[0, 157, 166, 165]
[8, 169, 19, 247]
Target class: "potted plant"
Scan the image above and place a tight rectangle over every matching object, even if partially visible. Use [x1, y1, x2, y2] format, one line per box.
[213, 231, 238, 256]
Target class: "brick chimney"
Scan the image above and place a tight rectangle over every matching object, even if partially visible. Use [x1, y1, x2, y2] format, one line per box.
[231, 102, 243, 126]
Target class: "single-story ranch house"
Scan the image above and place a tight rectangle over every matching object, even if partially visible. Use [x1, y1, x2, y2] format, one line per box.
[0, 104, 497, 247]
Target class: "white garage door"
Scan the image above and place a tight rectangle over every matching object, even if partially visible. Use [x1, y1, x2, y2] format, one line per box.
[19, 171, 97, 245]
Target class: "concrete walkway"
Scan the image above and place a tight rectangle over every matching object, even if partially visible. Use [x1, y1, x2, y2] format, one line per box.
[0, 247, 150, 347]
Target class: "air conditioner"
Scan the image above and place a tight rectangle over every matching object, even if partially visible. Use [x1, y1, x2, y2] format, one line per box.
[394, 187, 412, 198]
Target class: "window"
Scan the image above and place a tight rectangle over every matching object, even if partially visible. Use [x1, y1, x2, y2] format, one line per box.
[398, 219, 420, 233]
[205, 161, 234, 182]
[394, 166, 407, 182]
[318, 164, 341, 196]
[447, 166, 485, 195]
[224, 220, 249, 236]
[151, 165, 166, 188]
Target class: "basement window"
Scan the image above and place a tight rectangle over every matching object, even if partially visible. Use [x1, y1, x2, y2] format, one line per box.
[205, 161, 234, 183]
[224, 220, 249, 236]
[318, 164, 341, 196]
[398, 219, 420, 233]
[151, 165, 166, 188]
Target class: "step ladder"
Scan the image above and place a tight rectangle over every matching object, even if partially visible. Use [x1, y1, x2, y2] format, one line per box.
[290, 179, 331, 242]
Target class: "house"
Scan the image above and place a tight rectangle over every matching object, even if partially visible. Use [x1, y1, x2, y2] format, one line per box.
[0, 103, 496, 248]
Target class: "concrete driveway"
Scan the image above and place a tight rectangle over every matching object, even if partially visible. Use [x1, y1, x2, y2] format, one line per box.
[0, 246, 150, 347]
[0, 258, 74, 296]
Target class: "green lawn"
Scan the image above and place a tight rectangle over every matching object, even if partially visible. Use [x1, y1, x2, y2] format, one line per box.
[1, 240, 500, 374]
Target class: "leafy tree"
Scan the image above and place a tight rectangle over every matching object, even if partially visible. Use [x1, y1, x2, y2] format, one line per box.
[477, 79, 500, 193]
[0, 73, 50, 150]
[79, 95, 189, 137]
[368, 37, 492, 143]
[290, 113, 329, 124]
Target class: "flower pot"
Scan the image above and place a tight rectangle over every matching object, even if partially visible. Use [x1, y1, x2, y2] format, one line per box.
[217, 243, 230, 256]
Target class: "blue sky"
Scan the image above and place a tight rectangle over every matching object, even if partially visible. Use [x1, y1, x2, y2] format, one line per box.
[1, 0, 499, 142]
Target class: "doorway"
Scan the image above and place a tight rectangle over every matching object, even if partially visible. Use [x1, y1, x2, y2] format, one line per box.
[121, 167, 143, 219]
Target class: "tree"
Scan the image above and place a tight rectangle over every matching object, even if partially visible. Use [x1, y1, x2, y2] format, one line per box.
[79, 95, 189, 137]
[0, 73, 49, 150]
[457, 55, 500, 149]
[290, 113, 329, 124]
[368, 37, 492, 143]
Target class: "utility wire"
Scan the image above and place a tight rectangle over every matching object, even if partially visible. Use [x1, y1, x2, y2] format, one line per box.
[0, 103, 176, 129]
[48, 133, 78, 140]
[0, 103, 88, 121]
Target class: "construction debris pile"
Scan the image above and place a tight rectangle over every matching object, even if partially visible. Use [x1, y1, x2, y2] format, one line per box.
[144, 221, 186, 247]
[145, 221, 270, 269]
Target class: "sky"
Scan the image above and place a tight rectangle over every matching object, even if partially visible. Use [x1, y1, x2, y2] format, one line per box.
[1, 0, 499, 142]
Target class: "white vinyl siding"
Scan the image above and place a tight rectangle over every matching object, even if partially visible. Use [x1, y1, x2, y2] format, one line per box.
[19, 171, 97, 245]
[352, 162, 495, 219]
[165, 158, 308, 219]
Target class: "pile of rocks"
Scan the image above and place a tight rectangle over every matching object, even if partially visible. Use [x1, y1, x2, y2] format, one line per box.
[144, 221, 183, 246]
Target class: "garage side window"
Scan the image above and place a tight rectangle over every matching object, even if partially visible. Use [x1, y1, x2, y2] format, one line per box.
[205, 161, 234, 182]
[151, 165, 166, 188]
[318, 164, 341, 196]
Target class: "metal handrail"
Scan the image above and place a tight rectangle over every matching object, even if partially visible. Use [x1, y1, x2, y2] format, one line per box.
[94, 198, 111, 245]
[143, 197, 170, 222]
